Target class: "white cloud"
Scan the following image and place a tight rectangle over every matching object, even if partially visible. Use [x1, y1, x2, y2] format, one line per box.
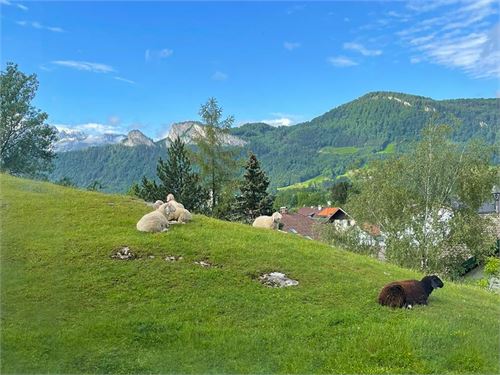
[1, 0, 28, 11]
[260, 112, 302, 127]
[398, 0, 499, 79]
[46, 26, 64, 33]
[410, 57, 421, 64]
[52, 60, 115, 73]
[284, 41, 301, 51]
[54, 122, 125, 135]
[211, 71, 228, 81]
[113, 76, 136, 84]
[343, 42, 382, 56]
[145, 48, 173, 62]
[262, 118, 293, 127]
[327, 56, 358, 67]
[159, 48, 173, 58]
[16, 20, 65, 32]
[286, 4, 305, 15]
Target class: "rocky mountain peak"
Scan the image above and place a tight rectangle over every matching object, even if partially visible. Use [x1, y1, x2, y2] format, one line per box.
[164, 121, 247, 147]
[121, 130, 155, 147]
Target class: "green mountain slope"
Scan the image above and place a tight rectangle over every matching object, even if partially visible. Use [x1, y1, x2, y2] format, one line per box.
[50, 143, 167, 192]
[231, 92, 499, 188]
[50, 92, 499, 191]
[1, 174, 499, 373]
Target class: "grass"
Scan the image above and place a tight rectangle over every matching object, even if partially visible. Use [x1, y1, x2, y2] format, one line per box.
[318, 146, 360, 155]
[377, 143, 396, 154]
[1, 173, 499, 374]
[277, 175, 333, 191]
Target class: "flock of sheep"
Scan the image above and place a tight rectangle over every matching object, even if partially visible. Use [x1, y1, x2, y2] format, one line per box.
[136, 194, 192, 232]
[137, 197, 283, 233]
[136, 196, 444, 308]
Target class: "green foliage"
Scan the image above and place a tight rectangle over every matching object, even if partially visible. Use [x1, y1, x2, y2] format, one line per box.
[132, 137, 208, 212]
[330, 180, 354, 206]
[51, 144, 167, 192]
[319, 146, 360, 155]
[348, 124, 497, 278]
[195, 98, 239, 215]
[274, 188, 330, 210]
[87, 180, 103, 191]
[0, 62, 57, 177]
[377, 143, 396, 154]
[484, 257, 500, 277]
[1, 173, 499, 374]
[55, 176, 75, 187]
[316, 224, 378, 257]
[234, 153, 274, 222]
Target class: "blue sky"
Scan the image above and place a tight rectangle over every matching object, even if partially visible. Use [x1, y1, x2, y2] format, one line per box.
[1, 0, 499, 139]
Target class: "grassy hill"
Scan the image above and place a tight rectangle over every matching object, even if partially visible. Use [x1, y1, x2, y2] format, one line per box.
[1, 174, 499, 374]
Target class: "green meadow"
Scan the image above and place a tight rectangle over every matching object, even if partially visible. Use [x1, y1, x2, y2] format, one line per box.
[1, 174, 499, 374]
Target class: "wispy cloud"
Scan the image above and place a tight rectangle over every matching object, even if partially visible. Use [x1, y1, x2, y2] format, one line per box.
[16, 20, 64, 32]
[52, 60, 115, 73]
[113, 76, 135, 84]
[398, 0, 499, 78]
[54, 122, 125, 136]
[327, 56, 358, 67]
[211, 71, 228, 81]
[1, 0, 28, 11]
[284, 41, 301, 51]
[286, 4, 305, 15]
[145, 48, 173, 62]
[343, 42, 382, 56]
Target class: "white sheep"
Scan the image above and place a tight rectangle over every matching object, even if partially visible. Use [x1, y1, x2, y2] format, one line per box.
[252, 212, 282, 230]
[136, 203, 176, 233]
[165, 194, 192, 224]
[152, 200, 164, 210]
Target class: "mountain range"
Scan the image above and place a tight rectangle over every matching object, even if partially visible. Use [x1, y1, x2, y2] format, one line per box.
[50, 91, 499, 192]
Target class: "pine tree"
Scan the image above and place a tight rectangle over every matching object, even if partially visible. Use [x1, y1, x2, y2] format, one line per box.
[132, 137, 207, 212]
[235, 153, 274, 222]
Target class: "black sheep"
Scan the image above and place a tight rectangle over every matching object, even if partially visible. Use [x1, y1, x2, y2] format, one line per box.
[378, 275, 444, 308]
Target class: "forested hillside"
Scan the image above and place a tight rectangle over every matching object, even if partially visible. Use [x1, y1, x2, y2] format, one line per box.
[50, 92, 499, 192]
[50, 144, 167, 192]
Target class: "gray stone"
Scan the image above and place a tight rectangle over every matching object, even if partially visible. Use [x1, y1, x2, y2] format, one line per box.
[111, 247, 136, 260]
[259, 272, 299, 288]
[165, 255, 183, 262]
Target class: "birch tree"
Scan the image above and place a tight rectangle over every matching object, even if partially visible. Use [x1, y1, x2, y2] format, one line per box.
[347, 125, 496, 277]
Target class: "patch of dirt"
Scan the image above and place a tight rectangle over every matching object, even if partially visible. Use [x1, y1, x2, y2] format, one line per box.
[258, 272, 299, 288]
[111, 247, 136, 260]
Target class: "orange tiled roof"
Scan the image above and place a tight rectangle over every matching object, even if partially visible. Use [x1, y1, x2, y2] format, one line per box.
[317, 207, 340, 217]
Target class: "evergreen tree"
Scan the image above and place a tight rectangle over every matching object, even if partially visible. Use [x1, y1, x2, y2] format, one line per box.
[330, 180, 354, 206]
[235, 153, 273, 222]
[132, 137, 207, 212]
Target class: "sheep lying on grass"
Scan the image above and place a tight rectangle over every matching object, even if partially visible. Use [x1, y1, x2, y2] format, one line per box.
[136, 203, 176, 233]
[252, 212, 282, 230]
[153, 200, 164, 210]
[165, 194, 192, 224]
[378, 275, 444, 308]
